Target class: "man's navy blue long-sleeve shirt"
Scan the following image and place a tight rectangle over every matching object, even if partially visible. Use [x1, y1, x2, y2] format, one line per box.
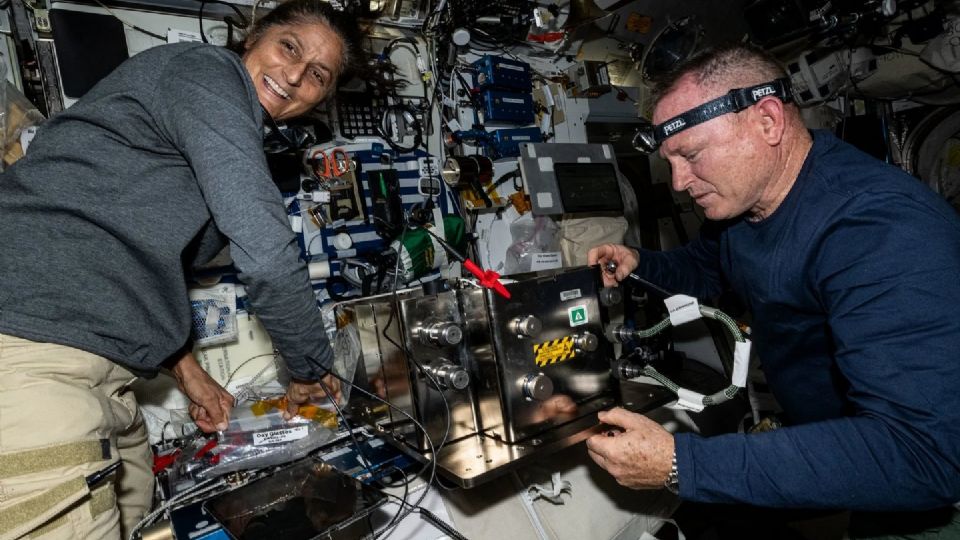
[636, 130, 960, 510]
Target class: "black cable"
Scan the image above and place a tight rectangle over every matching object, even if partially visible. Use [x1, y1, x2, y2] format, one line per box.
[302, 230, 450, 537]
[374, 227, 451, 538]
[223, 352, 277, 388]
[315, 376, 409, 534]
[380, 226, 454, 458]
[379, 464, 413, 488]
[380, 298, 454, 459]
[381, 39, 418, 92]
[198, 0, 249, 45]
[381, 490, 469, 540]
[82, 0, 167, 41]
[364, 301, 433, 538]
[123, 22, 167, 41]
[379, 38, 435, 155]
[384, 37, 421, 56]
[366, 286, 434, 533]
[490, 168, 520, 192]
[418, 80, 445, 211]
[379, 102, 424, 153]
[316, 378, 377, 478]
[626, 272, 675, 300]
[453, 69, 482, 111]
[419, 507, 469, 540]
[305, 361, 439, 539]
[381, 465, 411, 531]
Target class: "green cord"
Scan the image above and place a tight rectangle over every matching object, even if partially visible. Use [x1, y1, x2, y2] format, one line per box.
[621, 302, 746, 408]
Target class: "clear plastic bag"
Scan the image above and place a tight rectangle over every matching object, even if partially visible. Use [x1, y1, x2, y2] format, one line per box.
[185, 397, 338, 479]
[504, 213, 562, 275]
[330, 317, 361, 405]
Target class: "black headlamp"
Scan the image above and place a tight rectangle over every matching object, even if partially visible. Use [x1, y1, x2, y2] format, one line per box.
[632, 78, 793, 154]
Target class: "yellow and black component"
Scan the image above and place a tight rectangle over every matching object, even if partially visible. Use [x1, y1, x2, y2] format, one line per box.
[533, 336, 576, 367]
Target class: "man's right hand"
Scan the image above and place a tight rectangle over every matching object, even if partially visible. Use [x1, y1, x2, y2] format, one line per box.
[588, 243, 639, 287]
[586, 407, 675, 490]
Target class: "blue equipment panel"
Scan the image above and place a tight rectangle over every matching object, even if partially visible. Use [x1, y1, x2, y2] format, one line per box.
[479, 89, 535, 125]
[472, 55, 532, 91]
[320, 433, 417, 484]
[489, 127, 543, 159]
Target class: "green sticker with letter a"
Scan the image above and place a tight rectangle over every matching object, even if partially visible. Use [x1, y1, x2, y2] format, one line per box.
[568, 305, 588, 327]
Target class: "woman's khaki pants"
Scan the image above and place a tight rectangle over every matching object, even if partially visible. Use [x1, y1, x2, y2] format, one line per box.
[0, 334, 153, 540]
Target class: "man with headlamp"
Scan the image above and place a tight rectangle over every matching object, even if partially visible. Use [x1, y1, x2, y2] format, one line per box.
[587, 43, 960, 537]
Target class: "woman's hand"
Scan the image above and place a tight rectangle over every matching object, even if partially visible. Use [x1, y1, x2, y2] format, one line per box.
[284, 373, 342, 420]
[170, 351, 235, 432]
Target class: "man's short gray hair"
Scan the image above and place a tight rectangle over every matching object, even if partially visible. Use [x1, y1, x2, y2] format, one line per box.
[651, 43, 788, 106]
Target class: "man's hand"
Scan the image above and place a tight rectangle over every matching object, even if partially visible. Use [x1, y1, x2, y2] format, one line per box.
[284, 373, 342, 420]
[586, 407, 675, 490]
[170, 351, 235, 433]
[588, 244, 639, 287]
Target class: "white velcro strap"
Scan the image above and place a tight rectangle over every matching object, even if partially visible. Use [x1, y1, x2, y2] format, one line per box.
[527, 472, 572, 504]
[732, 340, 752, 388]
[672, 388, 706, 413]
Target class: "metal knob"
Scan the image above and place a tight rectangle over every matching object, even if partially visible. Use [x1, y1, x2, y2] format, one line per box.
[521, 373, 554, 401]
[574, 332, 599, 352]
[418, 322, 463, 346]
[616, 360, 644, 380]
[425, 363, 470, 391]
[599, 287, 623, 307]
[605, 324, 629, 343]
[511, 315, 542, 337]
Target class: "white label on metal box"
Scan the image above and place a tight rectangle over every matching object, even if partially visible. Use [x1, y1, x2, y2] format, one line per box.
[560, 289, 582, 301]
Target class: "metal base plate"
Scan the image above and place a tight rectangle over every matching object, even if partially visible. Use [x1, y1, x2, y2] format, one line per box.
[410, 380, 676, 488]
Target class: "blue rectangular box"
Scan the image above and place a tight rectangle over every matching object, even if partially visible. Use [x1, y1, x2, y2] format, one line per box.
[489, 127, 543, 158]
[480, 90, 535, 125]
[472, 55, 532, 91]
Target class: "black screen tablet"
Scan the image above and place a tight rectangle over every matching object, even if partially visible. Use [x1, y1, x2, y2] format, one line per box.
[204, 459, 387, 540]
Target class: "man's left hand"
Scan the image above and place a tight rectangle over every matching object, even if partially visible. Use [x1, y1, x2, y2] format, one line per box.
[586, 407, 675, 490]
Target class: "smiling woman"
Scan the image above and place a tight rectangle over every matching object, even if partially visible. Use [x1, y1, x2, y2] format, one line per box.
[243, 22, 344, 120]
[240, 0, 366, 120]
[0, 1, 366, 538]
